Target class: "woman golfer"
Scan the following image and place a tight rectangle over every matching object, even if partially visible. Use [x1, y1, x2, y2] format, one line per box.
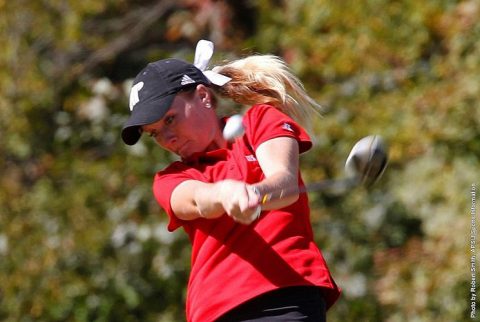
[121, 40, 340, 322]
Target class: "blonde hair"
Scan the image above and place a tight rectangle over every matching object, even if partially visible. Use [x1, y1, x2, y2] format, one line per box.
[212, 55, 321, 129]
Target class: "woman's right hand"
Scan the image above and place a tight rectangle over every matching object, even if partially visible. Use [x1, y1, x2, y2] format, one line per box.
[214, 180, 261, 225]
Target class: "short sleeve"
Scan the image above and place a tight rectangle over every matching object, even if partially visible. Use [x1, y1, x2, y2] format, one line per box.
[153, 162, 196, 231]
[243, 104, 312, 153]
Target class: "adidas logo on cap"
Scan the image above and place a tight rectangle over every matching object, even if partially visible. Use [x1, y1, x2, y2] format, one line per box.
[180, 74, 195, 86]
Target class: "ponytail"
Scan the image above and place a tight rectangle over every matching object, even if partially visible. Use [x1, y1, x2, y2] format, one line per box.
[212, 55, 321, 128]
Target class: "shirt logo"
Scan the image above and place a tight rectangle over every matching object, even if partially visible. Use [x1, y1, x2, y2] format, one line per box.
[129, 82, 144, 111]
[245, 155, 257, 162]
[180, 74, 195, 86]
[282, 122, 294, 132]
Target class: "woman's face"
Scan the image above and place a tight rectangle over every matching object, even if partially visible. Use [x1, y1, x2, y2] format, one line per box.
[141, 85, 224, 159]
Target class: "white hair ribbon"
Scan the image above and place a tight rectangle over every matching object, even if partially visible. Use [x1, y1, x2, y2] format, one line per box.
[194, 40, 231, 86]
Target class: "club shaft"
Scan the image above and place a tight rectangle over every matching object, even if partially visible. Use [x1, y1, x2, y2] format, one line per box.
[259, 177, 359, 204]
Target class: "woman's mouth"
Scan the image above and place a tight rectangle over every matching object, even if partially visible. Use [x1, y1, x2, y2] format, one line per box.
[176, 142, 190, 157]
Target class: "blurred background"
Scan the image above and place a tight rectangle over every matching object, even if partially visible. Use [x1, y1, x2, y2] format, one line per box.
[0, 0, 479, 321]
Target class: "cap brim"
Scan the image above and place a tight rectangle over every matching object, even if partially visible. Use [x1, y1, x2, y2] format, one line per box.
[121, 94, 176, 145]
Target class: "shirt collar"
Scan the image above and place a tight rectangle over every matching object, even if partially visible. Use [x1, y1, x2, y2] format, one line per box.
[182, 148, 229, 166]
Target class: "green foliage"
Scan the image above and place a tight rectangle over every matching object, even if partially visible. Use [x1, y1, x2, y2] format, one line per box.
[1, 0, 478, 321]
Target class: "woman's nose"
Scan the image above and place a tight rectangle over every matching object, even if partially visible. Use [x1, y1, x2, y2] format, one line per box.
[158, 128, 177, 148]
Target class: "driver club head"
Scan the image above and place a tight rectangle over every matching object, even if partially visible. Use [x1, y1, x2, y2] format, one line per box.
[345, 135, 388, 186]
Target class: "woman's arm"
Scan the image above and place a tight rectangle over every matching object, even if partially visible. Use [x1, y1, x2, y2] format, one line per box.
[169, 136, 300, 223]
[170, 179, 259, 224]
[251, 136, 300, 210]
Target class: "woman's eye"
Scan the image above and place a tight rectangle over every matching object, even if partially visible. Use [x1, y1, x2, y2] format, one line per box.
[165, 115, 174, 125]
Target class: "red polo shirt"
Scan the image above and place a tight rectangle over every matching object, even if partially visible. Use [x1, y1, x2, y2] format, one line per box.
[153, 104, 340, 322]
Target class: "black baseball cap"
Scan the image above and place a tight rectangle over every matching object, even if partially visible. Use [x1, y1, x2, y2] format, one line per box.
[121, 58, 211, 145]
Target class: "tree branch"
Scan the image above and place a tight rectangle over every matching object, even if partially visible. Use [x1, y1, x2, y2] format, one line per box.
[72, 0, 176, 78]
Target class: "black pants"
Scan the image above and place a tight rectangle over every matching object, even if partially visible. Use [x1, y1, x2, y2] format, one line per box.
[215, 286, 326, 322]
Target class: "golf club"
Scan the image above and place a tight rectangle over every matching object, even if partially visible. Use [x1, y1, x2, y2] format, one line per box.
[222, 115, 389, 220]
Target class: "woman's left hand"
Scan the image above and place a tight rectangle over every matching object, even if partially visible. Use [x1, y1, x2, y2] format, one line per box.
[215, 180, 261, 225]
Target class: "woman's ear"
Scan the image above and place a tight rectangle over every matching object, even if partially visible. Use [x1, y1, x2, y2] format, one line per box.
[195, 84, 213, 108]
